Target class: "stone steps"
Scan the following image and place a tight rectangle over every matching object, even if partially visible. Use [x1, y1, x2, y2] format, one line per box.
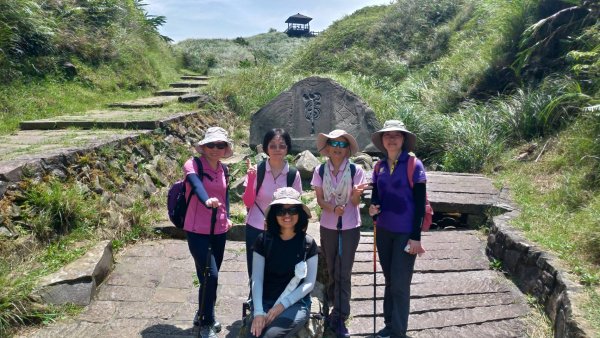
[169, 81, 208, 88]
[19, 110, 199, 131]
[345, 230, 532, 337]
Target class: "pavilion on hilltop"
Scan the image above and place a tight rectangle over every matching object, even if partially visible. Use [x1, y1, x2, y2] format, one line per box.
[285, 13, 319, 37]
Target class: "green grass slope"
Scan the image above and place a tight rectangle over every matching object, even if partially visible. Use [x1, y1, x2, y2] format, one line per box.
[0, 0, 181, 135]
[175, 31, 309, 74]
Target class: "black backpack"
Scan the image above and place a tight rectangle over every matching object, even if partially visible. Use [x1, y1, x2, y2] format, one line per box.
[167, 157, 229, 228]
[255, 160, 298, 193]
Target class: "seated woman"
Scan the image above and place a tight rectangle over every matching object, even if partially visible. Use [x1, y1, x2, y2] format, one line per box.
[248, 187, 318, 338]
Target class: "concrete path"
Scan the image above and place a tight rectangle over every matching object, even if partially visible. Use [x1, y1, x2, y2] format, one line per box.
[21, 225, 533, 338]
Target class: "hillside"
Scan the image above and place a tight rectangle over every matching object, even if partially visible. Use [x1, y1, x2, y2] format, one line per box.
[175, 31, 310, 74]
[0, 0, 181, 135]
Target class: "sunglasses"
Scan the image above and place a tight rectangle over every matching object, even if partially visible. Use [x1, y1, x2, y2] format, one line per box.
[275, 206, 300, 217]
[205, 142, 228, 149]
[327, 140, 349, 148]
[268, 143, 288, 150]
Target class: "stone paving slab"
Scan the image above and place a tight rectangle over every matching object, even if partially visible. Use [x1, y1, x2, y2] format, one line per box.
[107, 96, 180, 108]
[426, 172, 503, 214]
[21, 230, 533, 338]
[346, 230, 532, 337]
[19, 110, 199, 130]
[154, 89, 197, 96]
[181, 76, 210, 81]
[0, 129, 147, 163]
[169, 81, 208, 88]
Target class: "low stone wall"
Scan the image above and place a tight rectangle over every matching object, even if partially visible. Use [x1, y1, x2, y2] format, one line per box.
[0, 110, 232, 264]
[487, 206, 593, 337]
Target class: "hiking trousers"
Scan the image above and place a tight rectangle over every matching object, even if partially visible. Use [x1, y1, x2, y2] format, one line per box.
[320, 226, 360, 319]
[376, 228, 416, 337]
[187, 231, 227, 326]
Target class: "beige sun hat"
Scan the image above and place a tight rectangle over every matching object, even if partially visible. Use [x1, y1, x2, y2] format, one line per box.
[316, 129, 359, 157]
[264, 187, 312, 219]
[196, 126, 234, 158]
[371, 120, 416, 154]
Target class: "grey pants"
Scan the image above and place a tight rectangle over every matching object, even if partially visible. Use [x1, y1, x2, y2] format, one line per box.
[320, 226, 361, 319]
[376, 227, 416, 337]
[247, 301, 308, 338]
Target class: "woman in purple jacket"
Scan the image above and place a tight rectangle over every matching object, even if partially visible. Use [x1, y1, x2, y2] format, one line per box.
[368, 120, 427, 338]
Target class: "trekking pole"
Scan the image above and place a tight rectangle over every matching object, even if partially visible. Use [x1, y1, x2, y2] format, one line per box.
[372, 213, 378, 338]
[198, 207, 217, 337]
[336, 215, 343, 338]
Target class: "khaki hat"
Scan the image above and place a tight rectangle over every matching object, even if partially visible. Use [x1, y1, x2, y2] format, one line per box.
[264, 187, 311, 219]
[371, 120, 416, 153]
[316, 129, 359, 157]
[197, 127, 234, 158]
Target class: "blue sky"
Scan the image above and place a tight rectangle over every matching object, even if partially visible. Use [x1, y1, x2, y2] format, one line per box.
[143, 0, 392, 42]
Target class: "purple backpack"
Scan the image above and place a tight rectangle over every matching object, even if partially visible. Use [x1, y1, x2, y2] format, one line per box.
[167, 157, 202, 228]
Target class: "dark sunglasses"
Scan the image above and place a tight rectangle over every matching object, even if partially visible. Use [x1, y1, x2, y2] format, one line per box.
[327, 140, 349, 148]
[275, 206, 300, 217]
[205, 142, 228, 149]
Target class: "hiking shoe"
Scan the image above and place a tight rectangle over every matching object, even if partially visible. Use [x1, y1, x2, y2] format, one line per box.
[336, 321, 350, 338]
[199, 325, 218, 338]
[193, 311, 221, 333]
[376, 326, 392, 338]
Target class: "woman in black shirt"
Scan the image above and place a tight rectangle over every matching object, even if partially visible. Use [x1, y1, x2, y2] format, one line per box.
[248, 187, 318, 338]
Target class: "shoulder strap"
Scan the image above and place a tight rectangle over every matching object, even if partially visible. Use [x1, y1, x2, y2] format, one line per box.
[303, 234, 313, 261]
[221, 162, 230, 184]
[286, 167, 297, 187]
[194, 157, 203, 179]
[264, 231, 274, 259]
[407, 155, 416, 189]
[349, 163, 356, 180]
[255, 160, 267, 194]
[373, 160, 381, 183]
[318, 163, 325, 179]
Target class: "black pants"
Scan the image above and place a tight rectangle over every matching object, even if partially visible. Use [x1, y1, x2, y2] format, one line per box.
[187, 231, 227, 326]
[376, 228, 416, 337]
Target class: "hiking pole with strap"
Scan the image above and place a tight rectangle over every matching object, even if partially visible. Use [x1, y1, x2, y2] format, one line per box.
[336, 215, 343, 338]
[198, 207, 217, 337]
[372, 213, 378, 338]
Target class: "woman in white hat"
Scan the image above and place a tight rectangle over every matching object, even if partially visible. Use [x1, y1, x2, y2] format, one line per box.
[368, 120, 427, 338]
[310, 129, 370, 337]
[248, 187, 318, 338]
[182, 126, 233, 338]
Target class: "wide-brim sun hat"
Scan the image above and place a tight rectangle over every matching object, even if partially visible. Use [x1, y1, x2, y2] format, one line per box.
[264, 187, 312, 219]
[316, 129, 359, 157]
[371, 120, 416, 154]
[197, 126, 234, 158]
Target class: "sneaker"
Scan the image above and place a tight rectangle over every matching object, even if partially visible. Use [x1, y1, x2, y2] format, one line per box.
[376, 326, 392, 338]
[193, 311, 221, 333]
[336, 321, 350, 338]
[199, 325, 218, 338]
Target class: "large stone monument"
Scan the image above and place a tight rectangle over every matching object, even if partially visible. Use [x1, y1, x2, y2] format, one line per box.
[250, 76, 381, 154]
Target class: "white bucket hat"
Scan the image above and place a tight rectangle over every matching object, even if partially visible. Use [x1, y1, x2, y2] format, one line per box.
[264, 187, 312, 219]
[197, 126, 234, 158]
[316, 129, 359, 157]
[371, 120, 416, 153]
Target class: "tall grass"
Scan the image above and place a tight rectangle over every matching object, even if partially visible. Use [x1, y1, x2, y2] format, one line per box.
[0, 0, 181, 135]
[176, 32, 309, 74]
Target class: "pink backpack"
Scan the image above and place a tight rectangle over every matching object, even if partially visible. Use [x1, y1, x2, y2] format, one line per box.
[373, 155, 434, 231]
